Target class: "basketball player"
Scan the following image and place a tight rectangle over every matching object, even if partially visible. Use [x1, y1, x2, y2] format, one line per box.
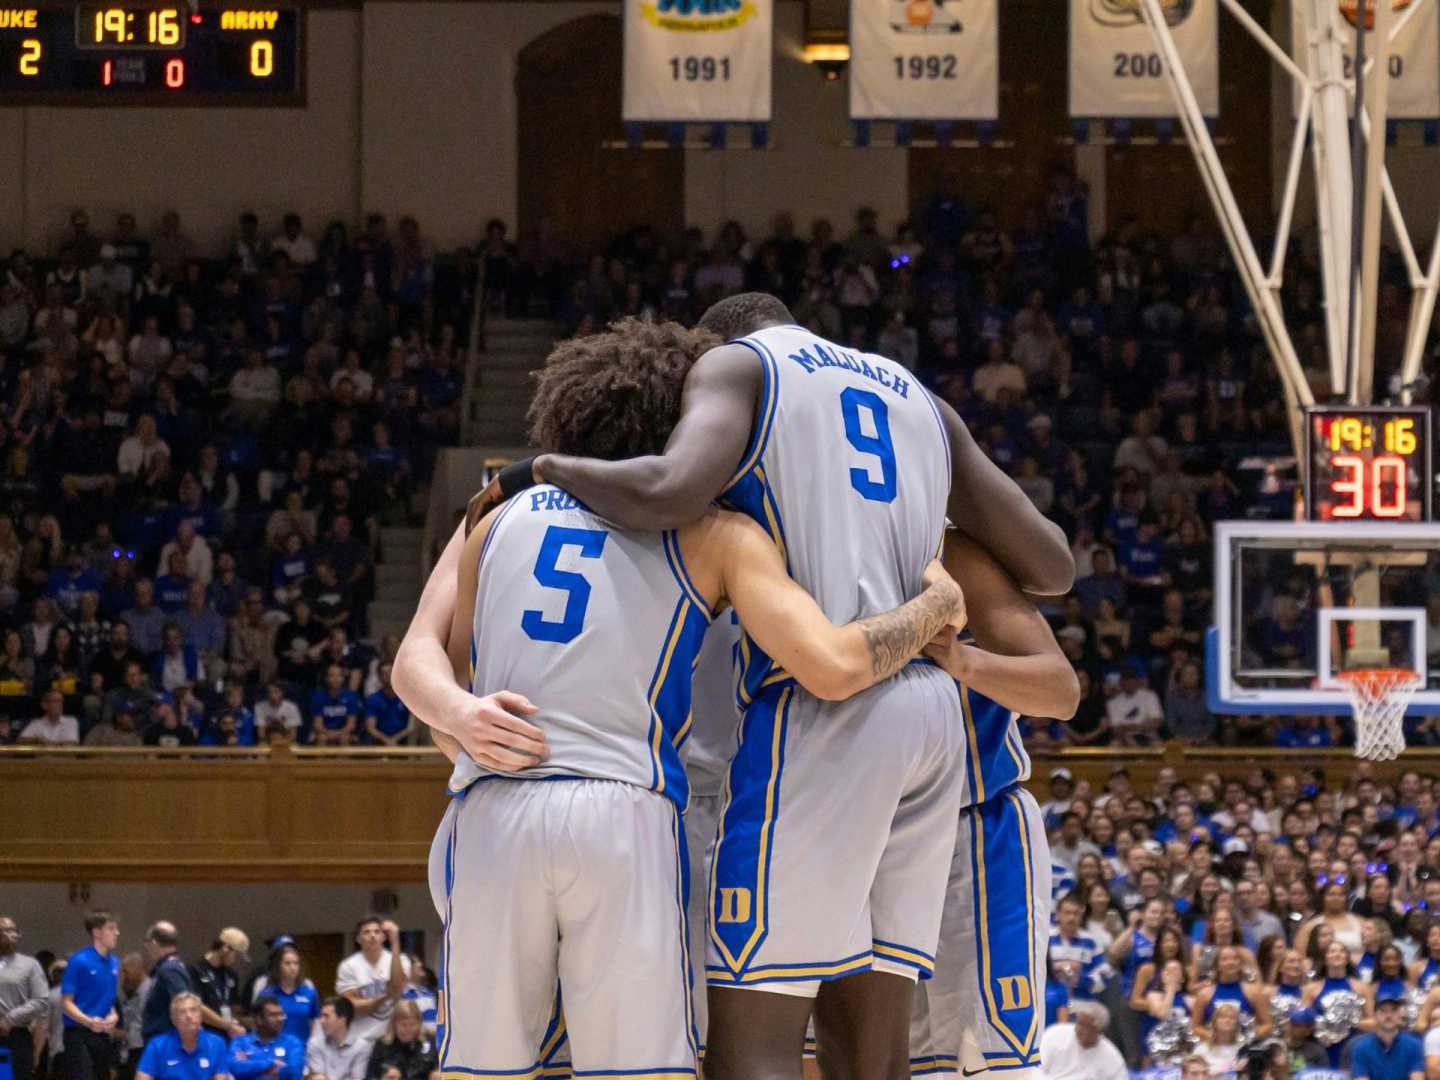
[423, 320, 966, 1080]
[463, 295, 1071, 1079]
[896, 530, 1080, 1080]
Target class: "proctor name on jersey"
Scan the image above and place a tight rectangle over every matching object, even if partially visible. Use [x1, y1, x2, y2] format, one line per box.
[785, 343, 912, 399]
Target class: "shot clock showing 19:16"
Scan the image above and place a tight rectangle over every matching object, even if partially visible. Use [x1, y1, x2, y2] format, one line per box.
[1306, 405, 1434, 522]
[0, 1, 302, 105]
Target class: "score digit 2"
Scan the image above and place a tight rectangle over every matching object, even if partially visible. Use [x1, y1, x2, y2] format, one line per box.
[1330, 455, 1409, 519]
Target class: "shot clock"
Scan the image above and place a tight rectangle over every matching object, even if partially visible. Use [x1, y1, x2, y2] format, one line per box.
[1305, 405, 1433, 521]
[0, 1, 302, 105]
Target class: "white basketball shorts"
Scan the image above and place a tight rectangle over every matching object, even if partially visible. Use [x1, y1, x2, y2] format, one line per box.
[910, 786, 1052, 1078]
[707, 664, 967, 998]
[430, 777, 700, 1079]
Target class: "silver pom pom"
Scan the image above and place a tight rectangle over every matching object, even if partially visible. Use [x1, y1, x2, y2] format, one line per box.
[1145, 1007, 1195, 1064]
[1316, 989, 1365, 1046]
[1237, 1011, 1257, 1047]
[1269, 992, 1301, 1028]
[1406, 986, 1428, 1029]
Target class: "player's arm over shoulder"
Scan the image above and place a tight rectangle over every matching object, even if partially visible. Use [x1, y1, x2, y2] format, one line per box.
[932, 393, 1075, 595]
[681, 509, 962, 702]
[535, 343, 762, 530]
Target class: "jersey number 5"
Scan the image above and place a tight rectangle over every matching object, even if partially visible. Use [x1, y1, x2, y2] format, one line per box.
[521, 525, 608, 643]
[840, 387, 897, 503]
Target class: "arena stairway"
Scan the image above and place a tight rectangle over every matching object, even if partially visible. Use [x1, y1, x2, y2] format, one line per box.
[368, 526, 426, 645]
[464, 317, 561, 447]
[366, 319, 558, 645]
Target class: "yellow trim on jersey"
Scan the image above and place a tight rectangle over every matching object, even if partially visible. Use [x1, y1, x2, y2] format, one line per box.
[536, 1004, 566, 1068]
[442, 1070, 541, 1080]
[973, 796, 1041, 1058]
[669, 805, 700, 1065]
[707, 952, 872, 983]
[723, 345, 780, 490]
[753, 466, 788, 567]
[1011, 790, 1042, 1053]
[873, 941, 936, 974]
[647, 599, 693, 798]
[662, 530, 713, 620]
[960, 685, 986, 804]
[708, 686, 792, 975]
[1004, 722, 1026, 776]
[538, 1068, 571, 1079]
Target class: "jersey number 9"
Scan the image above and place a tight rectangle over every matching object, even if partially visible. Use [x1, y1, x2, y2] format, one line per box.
[841, 388, 898, 503]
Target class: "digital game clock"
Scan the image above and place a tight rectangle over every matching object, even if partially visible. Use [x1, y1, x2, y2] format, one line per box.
[1305, 405, 1433, 521]
[0, 2, 302, 105]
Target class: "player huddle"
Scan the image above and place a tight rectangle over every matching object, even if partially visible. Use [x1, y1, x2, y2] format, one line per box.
[392, 294, 1080, 1080]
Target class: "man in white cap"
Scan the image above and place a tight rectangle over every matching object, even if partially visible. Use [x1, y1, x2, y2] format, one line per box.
[1038, 1000, 1127, 1080]
[192, 929, 248, 1038]
[88, 244, 132, 313]
[1040, 767, 1076, 827]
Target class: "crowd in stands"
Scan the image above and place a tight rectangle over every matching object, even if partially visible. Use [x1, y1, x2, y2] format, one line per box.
[0, 911, 440, 1080]
[478, 167, 1440, 754]
[0, 207, 480, 748]
[1027, 761, 1440, 1078]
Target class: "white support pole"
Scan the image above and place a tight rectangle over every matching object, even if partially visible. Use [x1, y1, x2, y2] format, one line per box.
[1400, 220, 1440, 401]
[1352, 0, 1393, 405]
[1303, 0, 1356, 393]
[1270, 83, 1313, 288]
[1137, 0, 1314, 408]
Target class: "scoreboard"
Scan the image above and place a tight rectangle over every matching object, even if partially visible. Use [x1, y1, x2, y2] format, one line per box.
[1305, 405, 1433, 522]
[0, 2, 303, 105]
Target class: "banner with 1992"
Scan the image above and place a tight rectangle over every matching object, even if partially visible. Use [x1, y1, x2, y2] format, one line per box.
[849, 0, 999, 121]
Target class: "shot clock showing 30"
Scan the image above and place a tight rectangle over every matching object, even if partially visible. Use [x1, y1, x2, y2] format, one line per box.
[1306, 406, 1433, 522]
[0, 0, 302, 105]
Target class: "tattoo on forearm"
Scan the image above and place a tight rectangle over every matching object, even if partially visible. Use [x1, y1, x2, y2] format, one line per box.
[859, 582, 958, 680]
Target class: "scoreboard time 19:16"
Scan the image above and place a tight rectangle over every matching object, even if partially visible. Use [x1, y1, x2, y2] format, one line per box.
[0, 2, 303, 105]
[1306, 405, 1434, 522]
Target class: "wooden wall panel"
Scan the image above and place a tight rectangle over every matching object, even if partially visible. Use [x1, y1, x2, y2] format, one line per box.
[2, 744, 1432, 883]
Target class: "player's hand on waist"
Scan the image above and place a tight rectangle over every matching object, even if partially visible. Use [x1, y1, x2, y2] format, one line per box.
[922, 558, 967, 633]
[456, 690, 549, 772]
[922, 629, 975, 681]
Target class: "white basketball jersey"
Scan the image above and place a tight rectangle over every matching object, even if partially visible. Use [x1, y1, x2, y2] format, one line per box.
[722, 324, 951, 701]
[450, 485, 712, 808]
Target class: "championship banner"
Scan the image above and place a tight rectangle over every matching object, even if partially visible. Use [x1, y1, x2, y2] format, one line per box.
[849, 0, 999, 121]
[623, 0, 772, 123]
[1290, 1, 1440, 119]
[1069, 0, 1219, 118]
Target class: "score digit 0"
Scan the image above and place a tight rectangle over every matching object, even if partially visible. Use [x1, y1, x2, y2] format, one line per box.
[250, 39, 273, 77]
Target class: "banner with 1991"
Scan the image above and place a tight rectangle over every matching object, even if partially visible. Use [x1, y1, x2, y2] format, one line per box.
[622, 0, 772, 122]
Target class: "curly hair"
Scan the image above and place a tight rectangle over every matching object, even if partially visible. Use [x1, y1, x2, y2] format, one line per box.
[697, 292, 793, 341]
[527, 318, 721, 460]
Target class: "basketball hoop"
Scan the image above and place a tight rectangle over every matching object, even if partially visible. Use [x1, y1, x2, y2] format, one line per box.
[1338, 668, 1421, 761]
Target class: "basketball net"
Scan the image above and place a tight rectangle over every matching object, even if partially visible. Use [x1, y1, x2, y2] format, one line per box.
[1339, 668, 1420, 760]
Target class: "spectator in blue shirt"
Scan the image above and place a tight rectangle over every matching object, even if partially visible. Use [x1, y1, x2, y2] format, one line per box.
[248, 945, 319, 1046]
[141, 922, 194, 1043]
[175, 584, 226, 675]
[309, 664, 361, 746]
[48, 550, 103, 620]
[1274, 714, 1338, 749]
[363, 664, 411, 747]
[121, 581, 168, 658]
[229, 998, 303, 1080]
[1347, 993, 1424, 1079]
[154, 553, 193, 614]
[60, 910, 120, 1080]
[136, 993, 230, 1080]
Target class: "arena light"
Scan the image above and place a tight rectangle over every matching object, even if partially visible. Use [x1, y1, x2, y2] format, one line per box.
[802, 42, 849, 80]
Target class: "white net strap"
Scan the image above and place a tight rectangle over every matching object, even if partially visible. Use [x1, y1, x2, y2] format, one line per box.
[1342, 670, 1420, 762]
